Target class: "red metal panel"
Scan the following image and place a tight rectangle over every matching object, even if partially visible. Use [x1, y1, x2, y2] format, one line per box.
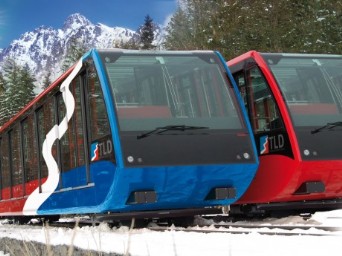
[228, 51, 342, 205]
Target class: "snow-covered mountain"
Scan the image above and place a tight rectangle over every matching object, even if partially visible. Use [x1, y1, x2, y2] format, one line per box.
[0, 13, 164, 90]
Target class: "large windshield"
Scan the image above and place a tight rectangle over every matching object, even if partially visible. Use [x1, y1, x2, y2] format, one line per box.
[262, 53, 342, 127]
[101, 51, 244, 132]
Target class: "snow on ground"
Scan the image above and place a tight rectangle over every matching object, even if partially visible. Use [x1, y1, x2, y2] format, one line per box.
[0, 210, 342, 256]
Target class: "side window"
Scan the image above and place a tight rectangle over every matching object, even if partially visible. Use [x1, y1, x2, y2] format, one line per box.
[87, 65, 111, 141]
[1, 134, 10, 198]
[22, 114, 39, 183]
[73, 78, 86, 167]
[10, 125, 23, 195]
[57, 77, 85, 172]
[57, 92, 72, 172]
[36, 107, 48, 179]
[234, 72, 248, 108]
[235, 67, 283, 133]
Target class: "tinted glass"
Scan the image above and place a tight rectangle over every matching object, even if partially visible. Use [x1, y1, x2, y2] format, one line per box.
[262, 53, 342, 127]
[102, 51, 244, 132]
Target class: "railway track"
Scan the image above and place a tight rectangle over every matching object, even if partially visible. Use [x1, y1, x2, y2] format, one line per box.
[42, 218, 342, 237]
[5, 212, 342, 237]
[148, 223, 342, 236]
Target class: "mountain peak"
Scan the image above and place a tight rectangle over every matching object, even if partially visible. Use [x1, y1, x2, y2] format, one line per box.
[63, 13, 91, 31]
[0, 13, 164, 91]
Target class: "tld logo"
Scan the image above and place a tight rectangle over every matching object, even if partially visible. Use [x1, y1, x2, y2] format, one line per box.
[259, 134, 285, 155]
[90, 139, 113, 161]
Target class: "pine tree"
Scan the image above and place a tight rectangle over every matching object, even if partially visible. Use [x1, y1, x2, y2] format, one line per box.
[0, 72, 7, 126]
[2, 59, 21, 119]
[164, 0, 342, 59]
[0, 89, 11, 126]
[120, 37, 140, 49]
[310, 0, 342, 53]
[41, 72, 52, 90]
[62, 36, 88, 71]
[139, 15, 155, 50]
[164, 6, 195, 50]
[0, 72, 5, 94]
[19, 64, 36, 105]
[0, 59, 36, 125]
[165, 0, 215, 50]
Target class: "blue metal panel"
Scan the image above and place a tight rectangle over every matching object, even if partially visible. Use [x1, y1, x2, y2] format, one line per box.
[37, 161, 257, 214]
[37, 161, 116, 214]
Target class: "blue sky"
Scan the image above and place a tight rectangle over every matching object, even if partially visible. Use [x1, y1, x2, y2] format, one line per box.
[0, 0, 178, 48]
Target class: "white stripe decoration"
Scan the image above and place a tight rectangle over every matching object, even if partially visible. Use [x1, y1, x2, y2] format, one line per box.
[23, 59, 83, 215]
